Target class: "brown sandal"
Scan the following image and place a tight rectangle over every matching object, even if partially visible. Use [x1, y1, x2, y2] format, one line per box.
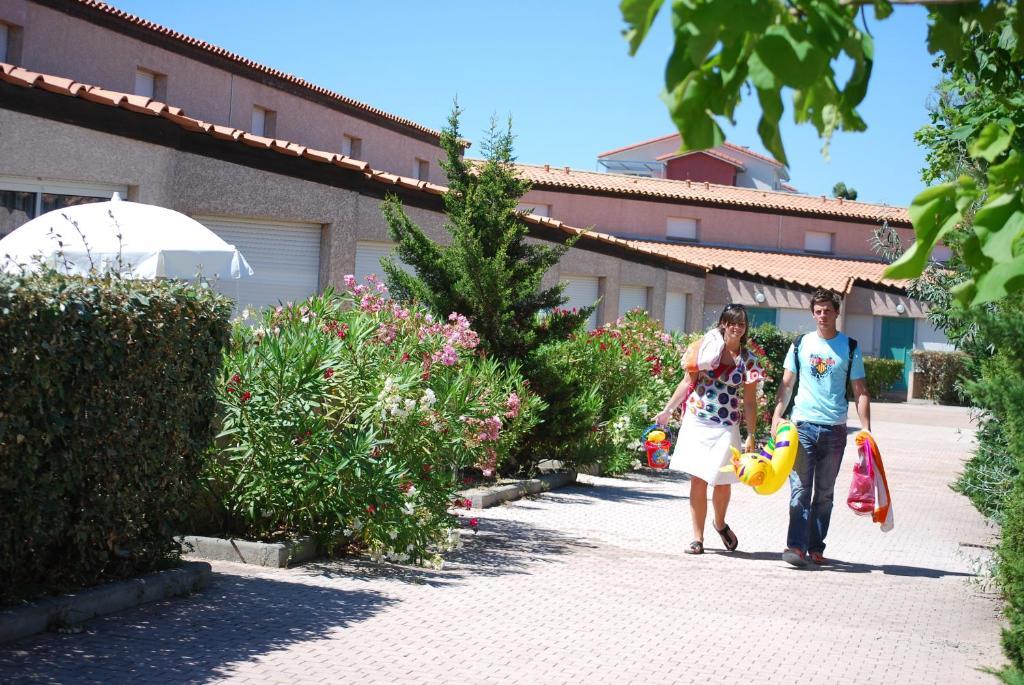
[685, 540, 704, 555]
[715, 523, 738, 551]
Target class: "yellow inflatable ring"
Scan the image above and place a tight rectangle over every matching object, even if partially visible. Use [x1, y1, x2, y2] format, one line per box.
[723, 420, 799, 495]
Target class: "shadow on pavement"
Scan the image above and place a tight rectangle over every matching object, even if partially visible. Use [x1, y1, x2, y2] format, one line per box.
[306, 518, 595, 589]
[0, 574, 393, 684]
[719, 550, 974, 578]
[534, 480, 689, 507]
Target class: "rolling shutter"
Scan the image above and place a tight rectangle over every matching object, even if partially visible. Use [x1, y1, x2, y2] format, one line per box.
[664, 291, 687, 332]
[198, 216, 320, 313]
[618, 285, 648, 317]
[562, 276, 600, 330]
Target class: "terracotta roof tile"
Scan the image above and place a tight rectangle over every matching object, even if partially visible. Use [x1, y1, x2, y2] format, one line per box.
[511, 162, 910, 226]
[656, 148, 746, 169]
[721, 141, 785, 168]
[70, 0, 445, 143]
[0, 61, 904, 294]
[627, 240, 902, 293]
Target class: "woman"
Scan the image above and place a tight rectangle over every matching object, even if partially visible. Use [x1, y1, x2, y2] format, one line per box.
[654, 304, 765, 555]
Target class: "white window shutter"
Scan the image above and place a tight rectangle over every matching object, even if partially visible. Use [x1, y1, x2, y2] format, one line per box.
[664, 291, 687, 332]
[667, 217, 697, 240]
[804, 230, 833, 253]
[134, 69, 155, 98]
[618, 285, 648, 317]
[561, 276, 600, 330]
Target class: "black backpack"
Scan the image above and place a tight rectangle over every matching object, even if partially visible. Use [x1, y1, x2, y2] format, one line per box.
[782, 334, 859, 419]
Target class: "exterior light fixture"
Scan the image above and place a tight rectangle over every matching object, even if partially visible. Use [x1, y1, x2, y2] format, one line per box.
[754, 292, 766, 304]
[895, 303, 906, 315]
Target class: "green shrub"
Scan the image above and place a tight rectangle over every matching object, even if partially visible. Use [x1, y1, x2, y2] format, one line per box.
[0, 271, 230, 605]
[748, 324, 798, 441]
[863, 356, 904, 398]
[206, 278, 541, 566]
[953, 419, 1018, 522]
[1001, 478, 1024, 670]
[912, 350, 969, 405]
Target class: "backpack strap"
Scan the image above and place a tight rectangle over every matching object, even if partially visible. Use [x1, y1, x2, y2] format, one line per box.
[846, 337, 859, 394]
[783, 334, 805, 419]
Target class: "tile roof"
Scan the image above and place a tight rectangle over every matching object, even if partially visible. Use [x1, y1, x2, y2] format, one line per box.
[0, 62, 696, 275]
[0, 62, 907, 295]
[721, 141, 785, 169]
[655, 148, 746, 169]
[627, 240, 903, 294]
[598, 132, 680, 158]
[61, 0, 446, 143]
[511, 163, 911, 226]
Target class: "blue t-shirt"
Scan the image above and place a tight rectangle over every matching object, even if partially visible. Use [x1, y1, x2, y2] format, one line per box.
[783, 332, 865, 426]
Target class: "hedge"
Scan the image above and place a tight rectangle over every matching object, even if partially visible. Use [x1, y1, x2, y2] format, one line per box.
[0, 272, 231, 605]
[912, 350, 969, 405]
[863, 357, 904, 398]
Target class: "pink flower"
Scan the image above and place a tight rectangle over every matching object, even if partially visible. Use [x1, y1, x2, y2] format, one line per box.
[401, 352, 411, 363]
[343, 274, 356, 288]
[367, 504, 376, 515]
[231, 373, 241, 384]
[324, 367, 335, 379]
[469, 518, 479, 528]
[505, 392, 521, 419]
[240, 391, 252, 403]
[434, 345, 458, 367]
[226, 386, 236, 394]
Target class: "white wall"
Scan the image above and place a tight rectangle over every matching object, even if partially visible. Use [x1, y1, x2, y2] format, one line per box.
[843, 314, 876, 355]
[915, 318, 955, 352]
[777, 307, 815, 334]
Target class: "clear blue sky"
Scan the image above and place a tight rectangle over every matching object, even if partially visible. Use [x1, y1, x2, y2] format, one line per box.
[113, 1, 941, 207]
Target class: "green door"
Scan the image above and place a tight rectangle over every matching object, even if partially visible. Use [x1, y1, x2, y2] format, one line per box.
[746, 307, 777, 328]
[879, 317, 915, 392]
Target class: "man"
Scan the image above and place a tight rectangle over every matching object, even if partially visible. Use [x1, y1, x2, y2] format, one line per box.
[771, 289, 871, 567]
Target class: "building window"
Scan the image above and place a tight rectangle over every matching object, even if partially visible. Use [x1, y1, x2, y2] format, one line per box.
[342, 135, 363, 159]
[516, 202, 550, 217]
[0, 22, 21, 63]
[0, 23, 8, 62]
[666, 217, 698, 241]
[0, 178, 127, 239]
[251, 106, 277, 137]
[134, 68, 166, 100]
[415, 158, 429, 181]
[804, 230, 834, 254]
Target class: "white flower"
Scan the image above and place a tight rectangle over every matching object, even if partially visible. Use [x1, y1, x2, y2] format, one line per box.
[405, 485, 418, 496]
[241, 308, 251, 320]
[420, 389, 437, 408]
[404, 398, 417, 412]
[351, 519, 363, 532]
[388, 529, 399, 540]
[403, 502, 415, 515]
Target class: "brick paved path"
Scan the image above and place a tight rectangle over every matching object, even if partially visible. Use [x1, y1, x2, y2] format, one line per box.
[0, 403, 1005, 683]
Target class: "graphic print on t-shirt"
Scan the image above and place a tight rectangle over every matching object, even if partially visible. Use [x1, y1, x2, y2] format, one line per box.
[809, 353, 837, 380]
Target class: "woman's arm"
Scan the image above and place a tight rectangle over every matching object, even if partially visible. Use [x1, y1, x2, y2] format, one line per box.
[654, 372, 696, 426]
[742, 381, 758, 452]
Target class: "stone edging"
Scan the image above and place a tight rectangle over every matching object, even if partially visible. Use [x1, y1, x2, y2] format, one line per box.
[0, 561, 211, 645]
[179, 535, 318, 568]
[463, 471, 577, 509]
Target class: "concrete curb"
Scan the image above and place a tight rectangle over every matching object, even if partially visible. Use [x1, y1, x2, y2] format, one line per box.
[0, 561, 211, 645]
[179, 535, 318, 568]
[463, 471, 577, 509]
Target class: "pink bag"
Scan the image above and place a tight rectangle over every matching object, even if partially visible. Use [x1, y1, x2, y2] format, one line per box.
[847, 437, 875, 515]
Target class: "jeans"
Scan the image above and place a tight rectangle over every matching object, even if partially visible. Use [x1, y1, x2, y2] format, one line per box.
[787, 422, 847, 554]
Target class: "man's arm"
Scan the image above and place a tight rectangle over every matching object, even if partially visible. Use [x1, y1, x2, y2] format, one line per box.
[851, 378, 871, 432]
[771, 368, 796, 433]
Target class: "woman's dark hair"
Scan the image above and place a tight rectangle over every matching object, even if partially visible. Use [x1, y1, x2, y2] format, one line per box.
[717, 303, 749, 348]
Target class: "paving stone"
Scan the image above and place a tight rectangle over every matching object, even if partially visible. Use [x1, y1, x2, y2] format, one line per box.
[0, 404, 1005, 683]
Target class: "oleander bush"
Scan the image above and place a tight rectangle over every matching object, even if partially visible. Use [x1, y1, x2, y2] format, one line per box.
[203, 278, 541, 567]
[0, 271, 231, 605]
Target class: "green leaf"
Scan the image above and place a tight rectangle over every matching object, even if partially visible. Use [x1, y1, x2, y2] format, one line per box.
[954, 253, 1024, 306]
[755, 85, 787, 166]
[754, 25, 829, 90]
[621, 0, 666, 55]
[969, 122, 1015, 162]
[661, 71, 725, 151]
[973, 192, 1024, 261]
[885, 182, 962, 279]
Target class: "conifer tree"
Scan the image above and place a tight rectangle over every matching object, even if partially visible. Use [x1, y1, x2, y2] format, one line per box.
[380, 103, 592, 360]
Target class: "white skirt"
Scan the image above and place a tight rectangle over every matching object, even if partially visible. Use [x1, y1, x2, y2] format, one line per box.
[668, 410, 740, 485]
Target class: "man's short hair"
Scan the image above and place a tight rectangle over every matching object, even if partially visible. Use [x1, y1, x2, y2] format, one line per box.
[809, 289, 841, 314]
